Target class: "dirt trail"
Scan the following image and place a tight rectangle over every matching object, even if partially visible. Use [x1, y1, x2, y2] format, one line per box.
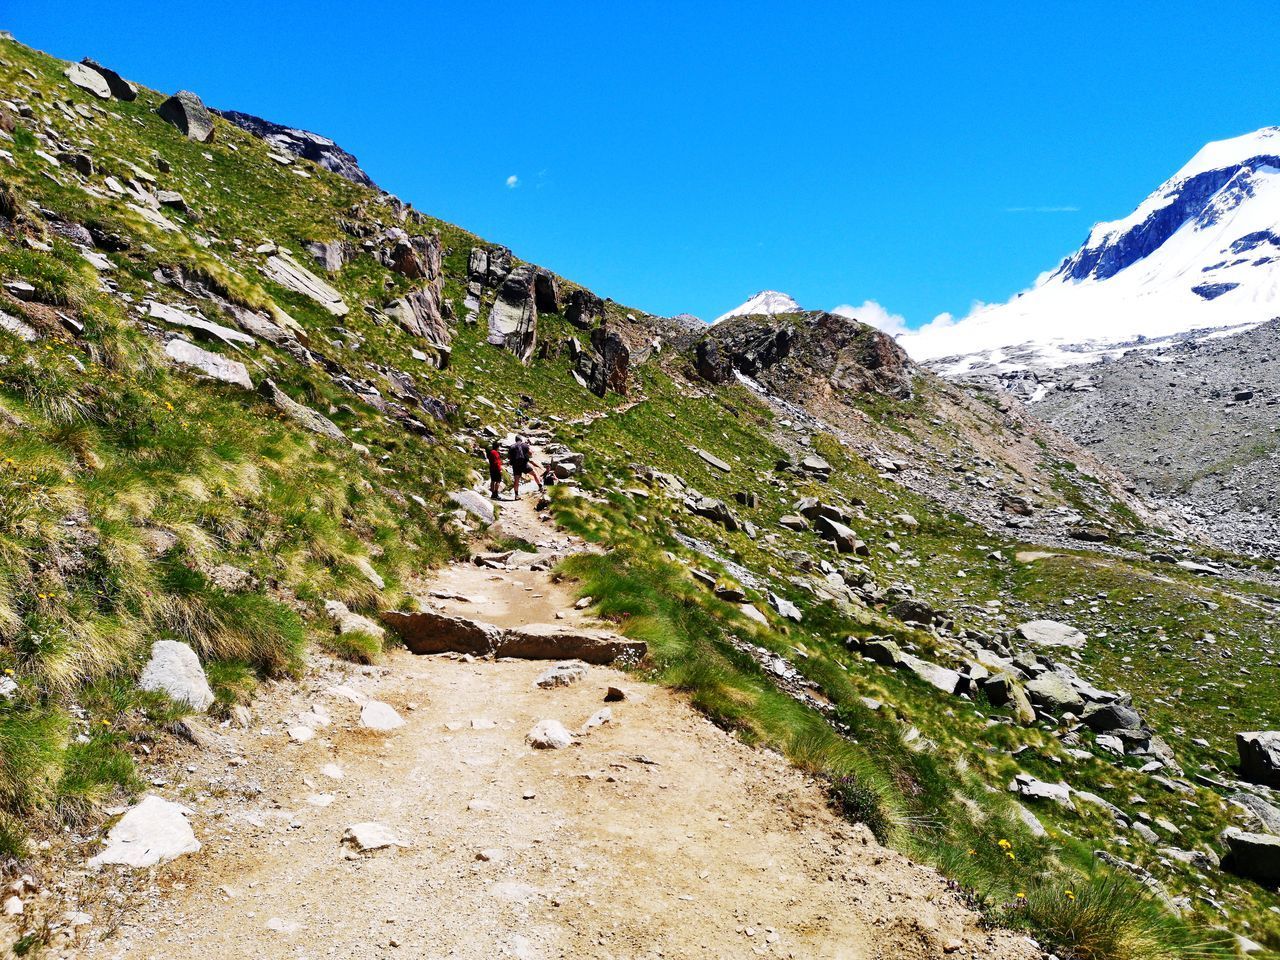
[69, 492, 1036, 960]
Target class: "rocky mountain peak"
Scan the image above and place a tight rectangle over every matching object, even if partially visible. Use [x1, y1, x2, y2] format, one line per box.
[712, 289, 802, 324]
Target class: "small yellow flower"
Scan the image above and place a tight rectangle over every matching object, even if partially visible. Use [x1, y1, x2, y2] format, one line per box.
[3, 669, 13, 675]
[1006, 851, 1016, 861]
[966, 848, 976, 856]
[997, 839, 1012, 850]
[1065, 890, 1076, 900]
[1016, 892, 1026, 900]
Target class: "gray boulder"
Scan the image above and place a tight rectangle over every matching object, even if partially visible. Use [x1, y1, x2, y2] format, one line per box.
[81, 58, 137, 100]
[534, 661, 588, 689]
[1224, 831, 1280, 885]
[1231, 793, 1280, 835]
[1082, 701, 1144, 733]
[527, 719, 573, 750]
[815, 516, 861, 554]
[449, 490, 495, 524]
[1238, 732, 1280, 787]
[323, 599, 385, 640]
[1016, 619, 1086, 649]
[487, 264, 538, 363]
[259, 380, 344, 441]
[1025, 673, 1085, 715]
[157, 90, 216, 142]
[165, 339, 253, 389]
[901, 655, 962, 695]
[138, 640, 214, 711]
[262, 252, 349, 316]
[64, 62, 111, 99]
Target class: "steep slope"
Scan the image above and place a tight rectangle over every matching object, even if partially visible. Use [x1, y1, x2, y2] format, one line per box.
[1, 34, 1279, 960]
[213, 109, 377, 188]
[907, 127, 1280, 373]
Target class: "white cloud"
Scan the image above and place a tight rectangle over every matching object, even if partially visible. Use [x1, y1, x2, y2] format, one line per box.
[830, 300, 911, 337]
[505, 174, 519, 189]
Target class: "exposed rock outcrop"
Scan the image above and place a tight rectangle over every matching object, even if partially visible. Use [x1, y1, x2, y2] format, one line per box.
[214, 109, 375, 187]
[157, 91, 216, 143]
[487, 264, 538, 363]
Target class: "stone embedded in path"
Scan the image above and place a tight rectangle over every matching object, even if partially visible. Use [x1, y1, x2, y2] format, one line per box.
[450, 489, 496, 524]
[382, 609, 502, 656]
[138, 640, 215, 712]
[527, 719, 573, 749]
[89, 795, 201, 868]
[579, 708, 612, 734]
[342, 822, 409, 853]
[1016, 619, 1086, 649]
[382, 610, 646, 665]
[534, 660, 588, 688]
[360, 700, 405, 731]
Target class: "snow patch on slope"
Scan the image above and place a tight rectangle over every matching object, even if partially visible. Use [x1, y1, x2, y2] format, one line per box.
[713, 290, 802, 324]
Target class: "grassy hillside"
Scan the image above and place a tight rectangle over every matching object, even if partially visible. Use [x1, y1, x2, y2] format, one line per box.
[1, 34, 1278, 960]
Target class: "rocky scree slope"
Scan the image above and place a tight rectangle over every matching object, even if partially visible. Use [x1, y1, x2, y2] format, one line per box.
[973, 317, 1280, 559]
[0, 33, 1278, 960]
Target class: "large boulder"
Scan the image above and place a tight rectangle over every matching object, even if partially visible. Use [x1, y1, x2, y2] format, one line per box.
[1082, 701, 1144, 733]
[88, 795, 200, 868]
[259, 380, 344, 440]
[1016, 619, 1086, 650]
[165, 339, 253, 389]
[263, 252, 349, 316]
[157, 90, 216, 143]
[384, 287, 450, 365]
[814, 516, 864, 554]
[381, 609, 501, 656]
[583, 327, 630, 396]
[1238, 732, 1280, 787]
[564, 288, 604, 329]
[1224, 831, 1280, 885]
[901, 654, 962, 695]
[1231, 792, 1280, 835]
[533, 270, 559, 313]
[980, 674, 1037, 725]
[138, 640, 214, 711]
[64, 62, 111, 99]
[213, 109, 376, 188]
[1024, 672, 1085, 715]
[448, 490, 495, 524]
[487, 264, 538, 362]
[499, 624, 646, 665]
[80, 58, 137, 101]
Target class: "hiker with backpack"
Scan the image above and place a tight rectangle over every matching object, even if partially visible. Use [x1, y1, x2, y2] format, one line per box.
[484, 442, 504, 500]
[508, 435, 543, 500]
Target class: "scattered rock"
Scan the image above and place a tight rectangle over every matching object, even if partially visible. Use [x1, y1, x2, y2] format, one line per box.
[360, 701, 405, 731]
[534, 661, 588, 688]
[89, 796, 200, 868]
[63, 62, 111, 99]
[526, 719, 573, 750]
[80, 58, 137, 100]
[263, 252, 349, 316]
[342, 822, 408, 853]
[165, 338, 253, 389]
[1016, 619, 1086, 650]
[260, 379, 345, 440]
[137, 640, 214, 712]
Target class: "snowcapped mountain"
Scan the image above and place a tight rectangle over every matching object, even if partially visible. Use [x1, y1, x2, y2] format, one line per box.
[904, 126, 1280, 374]
[713, 290, 803, 324]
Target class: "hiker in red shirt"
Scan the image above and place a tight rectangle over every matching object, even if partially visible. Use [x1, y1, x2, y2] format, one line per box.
[485, 443, 504, 500]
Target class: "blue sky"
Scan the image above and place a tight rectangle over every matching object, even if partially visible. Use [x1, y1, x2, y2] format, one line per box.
[8, 1, 1279, 328]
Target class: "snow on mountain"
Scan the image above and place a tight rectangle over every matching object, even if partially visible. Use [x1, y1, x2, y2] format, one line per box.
[903, 126, 1280, 374]
[713, 290, 803, 324]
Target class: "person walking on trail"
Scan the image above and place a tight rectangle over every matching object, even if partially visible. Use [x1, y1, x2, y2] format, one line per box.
[509, 435, 535, 500]
[485, 443, 504, 500]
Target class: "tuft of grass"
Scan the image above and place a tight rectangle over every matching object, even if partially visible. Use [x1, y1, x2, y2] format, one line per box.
[0, 811, 29, 862]
[320, 628, 383, 665]
[828, 772, 891, 842]
[204, 658, 259, 717]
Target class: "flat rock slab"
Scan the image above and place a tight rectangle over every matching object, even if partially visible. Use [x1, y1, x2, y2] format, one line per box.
[89, 795, 200, 868]
[382, 610, 646, 665]
[342, 822, 409, 853]
[694, 448, 732, 472]
[166, 338, 253, 389]
[1016, 619, 1086, 649]
[263, 252, 349, 316]
[449, 490, 495, 524]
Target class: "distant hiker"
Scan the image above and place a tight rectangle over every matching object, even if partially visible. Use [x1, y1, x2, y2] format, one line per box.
[509, 435, 534, 500]
[485, 443, 504, 500]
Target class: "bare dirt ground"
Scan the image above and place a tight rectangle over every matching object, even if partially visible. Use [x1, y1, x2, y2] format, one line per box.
[60, 492, 1037, 960]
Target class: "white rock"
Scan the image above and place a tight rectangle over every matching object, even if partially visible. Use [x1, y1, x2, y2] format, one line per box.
[64, 910, 91, 928]
[361, 701, 405, 731]
[327, 684, 368, 705]
[526, 719, 573, 750]
[304, 793, 335, 808]
[266, 917, 300, 934]
[534, 661, 588, 689]
[165, 338, 253, 389]
[137, 640, 214, 712]
[342, 822, 408, 853]
[89, 795, 200, 868]
[1016, 619, 1086, 649]
[579, 708, 612, 734]
[286, 725, 315, 744]
[2, 895, 21, 916]
[320, 764, 344, 780]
